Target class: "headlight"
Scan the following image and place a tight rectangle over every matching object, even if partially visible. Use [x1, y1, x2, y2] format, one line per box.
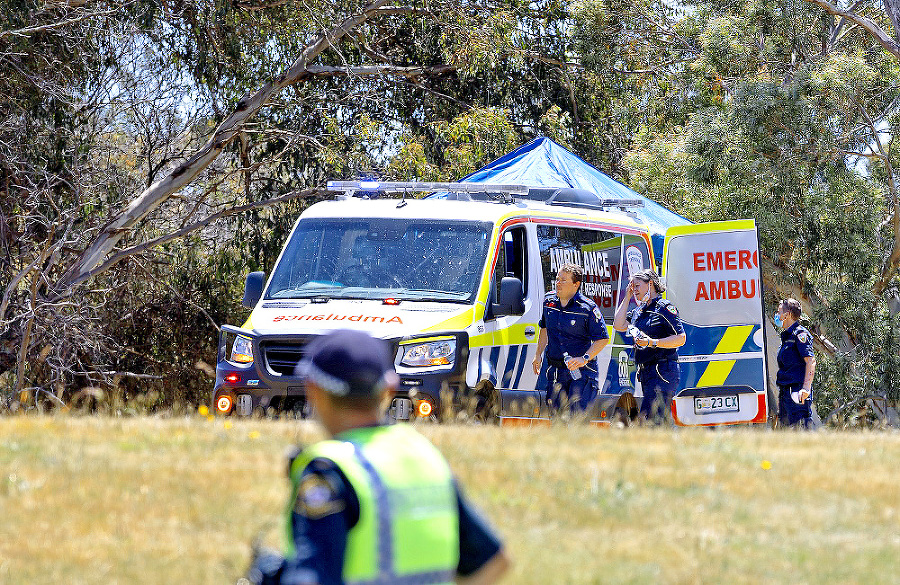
[231, 335, 253, 364]
[401, 339, 456, 367]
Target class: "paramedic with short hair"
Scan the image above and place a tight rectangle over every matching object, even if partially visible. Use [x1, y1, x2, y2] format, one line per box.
[247, 329, 510, 585]
[531, 263, 610, 413]
[613, 269, 686, 423]
[774, 298, 816, 428]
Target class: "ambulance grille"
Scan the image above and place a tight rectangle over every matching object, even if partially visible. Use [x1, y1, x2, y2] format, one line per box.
[261, 337, 400, 377]
[262, 342, 306, 376]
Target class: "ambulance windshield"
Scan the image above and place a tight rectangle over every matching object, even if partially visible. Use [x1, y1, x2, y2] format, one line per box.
[267, 218, 493, 302]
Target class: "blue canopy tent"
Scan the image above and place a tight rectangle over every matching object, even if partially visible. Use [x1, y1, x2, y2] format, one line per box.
[449, 137, 691, 265]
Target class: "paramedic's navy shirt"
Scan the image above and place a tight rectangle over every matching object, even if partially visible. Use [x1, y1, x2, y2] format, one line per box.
[626, 297, 684, 365]
[539, 291, 608, 371]
[282, 457, 502, 585]
[777, 322, 814, 385]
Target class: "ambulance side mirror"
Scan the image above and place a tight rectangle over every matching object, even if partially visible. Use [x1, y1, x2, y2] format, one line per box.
[242, 271, 265, 308]
[492, 276, 525, 317]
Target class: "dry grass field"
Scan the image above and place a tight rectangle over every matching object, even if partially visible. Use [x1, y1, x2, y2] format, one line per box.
[1, 415, 898, 584]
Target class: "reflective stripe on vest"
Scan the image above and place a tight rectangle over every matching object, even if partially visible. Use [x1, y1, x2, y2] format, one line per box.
[287, 425, 458, 585]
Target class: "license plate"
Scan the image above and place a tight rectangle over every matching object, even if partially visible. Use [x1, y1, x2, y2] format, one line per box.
[237, 394, 253, 416]
[390, 398, 412, 420]
[694, 395, 739, 414]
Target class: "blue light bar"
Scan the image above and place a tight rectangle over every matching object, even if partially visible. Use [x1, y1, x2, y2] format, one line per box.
[326, 181, 530, 195]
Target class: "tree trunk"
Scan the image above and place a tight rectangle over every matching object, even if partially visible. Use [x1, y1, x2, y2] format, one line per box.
[54, 0, 397, 296]
[885, 0, 900, 41]
[804, 0, 900, 59]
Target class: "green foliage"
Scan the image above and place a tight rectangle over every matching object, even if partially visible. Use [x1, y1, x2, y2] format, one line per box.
[388, 107, 523, 180]
[4, 0, 898, 412]
[613, 0, 900, 410]
[2, 0, 577, 407]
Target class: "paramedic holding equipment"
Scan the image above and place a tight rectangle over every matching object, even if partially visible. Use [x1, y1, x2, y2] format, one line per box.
[532, 263, 610, 412]
[775, 298, 816, 428]
[613, 269, 686, 423]
[248, 329, 510, 585]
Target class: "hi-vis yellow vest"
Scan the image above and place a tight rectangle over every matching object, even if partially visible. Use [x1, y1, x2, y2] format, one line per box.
[286, 424, 459, 584]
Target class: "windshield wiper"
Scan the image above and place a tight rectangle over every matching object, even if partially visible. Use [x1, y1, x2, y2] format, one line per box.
[387, 289, 470, 302]
[270, 284, 344, 299]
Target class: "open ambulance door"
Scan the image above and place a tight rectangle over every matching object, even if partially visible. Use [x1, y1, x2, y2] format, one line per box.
[662, 220, 769, 426]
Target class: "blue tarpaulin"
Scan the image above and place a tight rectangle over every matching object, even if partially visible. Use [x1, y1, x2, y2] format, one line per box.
[453, 137, 692, 264]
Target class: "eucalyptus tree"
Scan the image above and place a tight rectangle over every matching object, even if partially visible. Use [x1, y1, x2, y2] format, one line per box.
[1, 0, 577, 408]
[570, 0, 900, 413]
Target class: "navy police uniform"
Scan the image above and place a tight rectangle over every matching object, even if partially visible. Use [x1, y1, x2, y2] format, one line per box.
[627, 297, 684, 421]
[273, 440, 503, 585]
[777, 322, 814, 427]
[538, 291, 609, 411]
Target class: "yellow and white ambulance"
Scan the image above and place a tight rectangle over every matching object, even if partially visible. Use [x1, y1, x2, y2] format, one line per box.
[213, 182, 769, 426]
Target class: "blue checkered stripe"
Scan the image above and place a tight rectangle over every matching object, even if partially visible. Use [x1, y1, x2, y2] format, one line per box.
[347, 443, 454, 585]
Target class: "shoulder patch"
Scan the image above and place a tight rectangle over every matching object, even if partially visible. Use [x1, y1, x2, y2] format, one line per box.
[664, 304, 678, 317]
[294, 473, 344, 519]
[593, 306, 602, 320]
[797, 330, 809, 344]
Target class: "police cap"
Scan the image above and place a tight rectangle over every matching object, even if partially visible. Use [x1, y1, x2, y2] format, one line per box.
[296, 329, 398, 398]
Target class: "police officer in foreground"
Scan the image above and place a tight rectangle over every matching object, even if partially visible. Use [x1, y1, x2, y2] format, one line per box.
[775, 298, 816, 428]
[613, 269, 686, 423]
[531, 263, 610, 414]
[248, 329, 510, 585]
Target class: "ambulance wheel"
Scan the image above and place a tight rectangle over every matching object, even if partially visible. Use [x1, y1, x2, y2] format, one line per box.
[472, 381, 499, 424]
[613, 406, 631, 427]
[613, 394, 637, 427]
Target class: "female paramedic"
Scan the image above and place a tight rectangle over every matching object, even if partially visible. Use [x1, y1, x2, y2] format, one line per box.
[613, 269, 686, 423]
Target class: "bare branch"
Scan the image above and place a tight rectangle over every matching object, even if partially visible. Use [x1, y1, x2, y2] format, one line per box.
[233, 0, 295, 11]
[840, 149, 881, 158]
[133, 259, 220, 333]
[760, 255, 844, 355]
[62, 188, 323, 293]
[824, 394, 890, 424]
[0, 5, 124, 39]
[55, 0, 439, 295]
[1, 238, 64, 323]
[521, 52, 580, 69]
[305, 63, 456, 78]
[804, 0, 900, 59]
[856, 99, 900, 295]
[99, 371, 164, 380]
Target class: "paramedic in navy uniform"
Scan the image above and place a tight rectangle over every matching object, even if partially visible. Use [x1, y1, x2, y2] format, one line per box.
[531, 263, 610, 412]
[613, 269, 686, 423]
[775, 298, 816, 428]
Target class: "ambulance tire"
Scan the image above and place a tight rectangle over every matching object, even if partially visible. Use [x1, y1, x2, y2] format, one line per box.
[613, 406, 630, 427]
[613, 394, 637, 427]
[284, 398, 307, 419]
[472, 381, 500, 424]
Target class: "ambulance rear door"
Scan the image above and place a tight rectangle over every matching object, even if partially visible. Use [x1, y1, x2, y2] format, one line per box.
[662, 220, 769, 426]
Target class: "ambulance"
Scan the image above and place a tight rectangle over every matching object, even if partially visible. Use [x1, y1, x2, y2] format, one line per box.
[213, 181, 770, 426]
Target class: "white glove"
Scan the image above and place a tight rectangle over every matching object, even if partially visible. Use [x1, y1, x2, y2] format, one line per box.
[791, 389, 810, 404]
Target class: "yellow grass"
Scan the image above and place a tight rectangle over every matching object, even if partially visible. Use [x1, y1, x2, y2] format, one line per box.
[1, 416, 898, 584]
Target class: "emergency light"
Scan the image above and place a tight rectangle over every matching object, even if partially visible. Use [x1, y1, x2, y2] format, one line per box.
[326, 181, 530, 197]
